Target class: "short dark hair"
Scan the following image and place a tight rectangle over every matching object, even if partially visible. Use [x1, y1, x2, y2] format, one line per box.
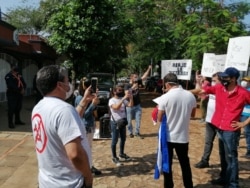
[163, 73, 178, 85]
[36, 65, 68, 96]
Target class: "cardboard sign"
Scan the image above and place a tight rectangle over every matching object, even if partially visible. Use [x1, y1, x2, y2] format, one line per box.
[225, 36, 250, 71]
[201, 53, 226, 77]
[161, 59, 192, 80]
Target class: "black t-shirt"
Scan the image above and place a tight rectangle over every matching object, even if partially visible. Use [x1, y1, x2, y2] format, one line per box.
[124, 82, 141, 106]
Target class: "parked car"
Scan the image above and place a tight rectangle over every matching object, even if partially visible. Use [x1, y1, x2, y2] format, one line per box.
[145, 76, 157, 91]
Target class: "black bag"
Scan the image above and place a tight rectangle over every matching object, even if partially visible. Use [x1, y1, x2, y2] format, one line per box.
[115, 118, 128, 129]
[99, 115, 111, 138]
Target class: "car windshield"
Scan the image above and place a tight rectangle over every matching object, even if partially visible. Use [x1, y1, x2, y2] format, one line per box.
[98, 77, 113, 85]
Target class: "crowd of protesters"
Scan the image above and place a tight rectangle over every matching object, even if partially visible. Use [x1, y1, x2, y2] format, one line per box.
[5, 62, 250, 188]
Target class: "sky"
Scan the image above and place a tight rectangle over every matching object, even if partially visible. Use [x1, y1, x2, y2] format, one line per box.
[0, 0, 40, 13]
[0, 0, 249, 26]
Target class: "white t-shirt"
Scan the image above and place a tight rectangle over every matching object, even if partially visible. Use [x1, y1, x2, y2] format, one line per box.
[32, 97, 91, 188]
[158, 87, 196, 143]
[109, 97, 128, 121]
[205, 94, 216, 123]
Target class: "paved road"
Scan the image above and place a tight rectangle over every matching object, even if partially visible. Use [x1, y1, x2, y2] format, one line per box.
[0, 93, 250, 188]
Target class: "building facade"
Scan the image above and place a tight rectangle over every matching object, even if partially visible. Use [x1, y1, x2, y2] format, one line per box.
[0, 18, 57, 102]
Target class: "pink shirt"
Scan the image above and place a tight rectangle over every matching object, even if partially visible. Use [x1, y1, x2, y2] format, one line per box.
[200, 80, 210, 100]
[204, 84, 250, 131]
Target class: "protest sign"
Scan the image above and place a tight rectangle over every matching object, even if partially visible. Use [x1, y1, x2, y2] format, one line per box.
[225, 36, 250, 71]
[161, 59, 192, 80]
[201, 53, 226, 77]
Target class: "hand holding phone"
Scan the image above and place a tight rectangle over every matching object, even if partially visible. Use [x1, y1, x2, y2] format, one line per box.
[91, 77, 98, 93]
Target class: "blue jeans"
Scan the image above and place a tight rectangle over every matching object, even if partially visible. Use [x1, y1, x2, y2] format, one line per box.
[201, 122, 217, 163]
[163, 142, 193, 188]
[126, 104, 142, 135]
[240, 115, 250, 151]
[217, 130, 240, 188]
[110, 121, 126, 158]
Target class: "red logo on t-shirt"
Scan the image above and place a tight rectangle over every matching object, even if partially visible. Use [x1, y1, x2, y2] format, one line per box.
[32, 114, 47, 153]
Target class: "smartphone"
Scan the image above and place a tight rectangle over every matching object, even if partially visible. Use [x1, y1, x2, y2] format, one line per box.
[91, 77, 98, 93]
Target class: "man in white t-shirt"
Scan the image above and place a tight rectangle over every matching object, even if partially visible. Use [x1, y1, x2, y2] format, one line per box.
[31, 65, 93, 188]
[157, 73, 196, 188]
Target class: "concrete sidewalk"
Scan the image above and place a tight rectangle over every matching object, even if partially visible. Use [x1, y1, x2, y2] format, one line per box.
[0, 94, 250, 188]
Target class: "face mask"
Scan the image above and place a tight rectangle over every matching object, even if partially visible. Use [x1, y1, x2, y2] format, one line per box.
[116, 92, 125, 98]
[211, 81, 216, 86]
[61, 82, 73, 100]
[221, 79, 230, 88]
[241, 80, 248, 88]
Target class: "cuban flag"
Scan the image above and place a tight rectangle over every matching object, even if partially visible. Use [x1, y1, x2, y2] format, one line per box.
[154, 114, 169, 179]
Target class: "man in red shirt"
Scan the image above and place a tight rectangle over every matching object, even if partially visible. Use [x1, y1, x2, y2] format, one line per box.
[202, 67, 250, 188]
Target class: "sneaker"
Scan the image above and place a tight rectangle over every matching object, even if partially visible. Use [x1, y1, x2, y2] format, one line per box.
[245, 151, 250, 158]
[135, 133, 144, 139]
[91, 166, 102, 175]
[119, 153, 131, 161]
[129, 134, 134, 138]
[194, 160, 209, 168]
[112, 157, 121, 166]
[211, 178, 226, 186]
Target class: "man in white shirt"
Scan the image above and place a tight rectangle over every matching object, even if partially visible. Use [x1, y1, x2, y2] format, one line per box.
[157, 73, 196, 188]
[32, 65, 93, 188]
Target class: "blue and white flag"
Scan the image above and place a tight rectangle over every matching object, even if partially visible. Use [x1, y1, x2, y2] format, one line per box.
[154, 114, 169, 179]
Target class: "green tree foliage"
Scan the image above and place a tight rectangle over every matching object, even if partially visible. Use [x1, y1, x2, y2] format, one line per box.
[46, 0, 132, 76]
[4, 6, 43, 34]
[4, 0, 250, 76]
[124, 0, 250, 71]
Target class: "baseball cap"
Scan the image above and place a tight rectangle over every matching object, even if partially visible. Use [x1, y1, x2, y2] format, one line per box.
[219, 67, 240, 79]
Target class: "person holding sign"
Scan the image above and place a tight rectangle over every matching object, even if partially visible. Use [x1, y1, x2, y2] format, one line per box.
[195, 70, 211, 123]
[200, 67, 250, 187]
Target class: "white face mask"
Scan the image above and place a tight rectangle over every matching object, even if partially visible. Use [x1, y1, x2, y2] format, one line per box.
[65, 83, 74, 100]
[211, 81, 216, 86]
[241, 80, 248, 88]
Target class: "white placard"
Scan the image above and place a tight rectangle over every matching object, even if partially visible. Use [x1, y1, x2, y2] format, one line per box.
[215, 54, 227, 73]
[201, 53, 216, 77]
[225, 36, 250, 71]
[201, 53, 226, 77]
[161, 59, 192, 80]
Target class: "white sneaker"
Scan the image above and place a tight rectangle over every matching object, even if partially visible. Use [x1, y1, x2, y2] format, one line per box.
[112, 157, 121, 166]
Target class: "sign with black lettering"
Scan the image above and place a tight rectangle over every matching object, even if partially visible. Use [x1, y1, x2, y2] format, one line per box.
[161, 59, 192, 80]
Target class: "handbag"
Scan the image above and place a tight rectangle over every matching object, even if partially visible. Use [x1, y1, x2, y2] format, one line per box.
[115, 118, 128, 129]
[110, 101, 128, 129]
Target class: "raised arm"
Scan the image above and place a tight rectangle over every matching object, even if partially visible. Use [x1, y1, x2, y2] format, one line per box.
[141, 65, 152, 81]
[75, 86, 92, 117]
